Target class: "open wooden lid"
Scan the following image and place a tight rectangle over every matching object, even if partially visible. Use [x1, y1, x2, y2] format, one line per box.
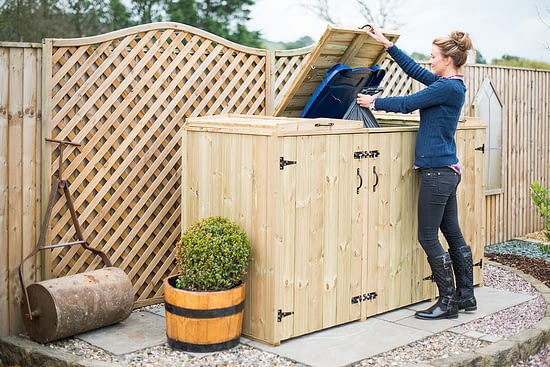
[273, 25, 400, 117]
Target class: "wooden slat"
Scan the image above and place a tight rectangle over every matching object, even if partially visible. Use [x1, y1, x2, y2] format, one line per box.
[308, 135, 326, 331]
[265, 133, 279, 343]
[336, 134, 353, 324]
[293, 135, 311, 337]
[8, 47, 24, 335]
[322, 135, 339, 327]
[280, 137, 296, 340]
[350, 134, 364, 320]
[0, 45, 10, 336]
[22, 47, 39, 296]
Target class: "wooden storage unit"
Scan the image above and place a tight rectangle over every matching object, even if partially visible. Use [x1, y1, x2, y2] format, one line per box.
[182, 114, 485, 345]
[182, 25, 485, 346]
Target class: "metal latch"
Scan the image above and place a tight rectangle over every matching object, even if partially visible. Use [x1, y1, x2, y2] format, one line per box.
[277, 309, 294, 322]
[351, 292, 378, 304]
[475, 144, 485, 153]
[280, 157, 297, 170]
[354, 150, 380, 160]
[474, 258, 483, 268]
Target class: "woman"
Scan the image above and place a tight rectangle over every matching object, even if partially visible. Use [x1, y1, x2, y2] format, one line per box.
[357, 24, 476, 320]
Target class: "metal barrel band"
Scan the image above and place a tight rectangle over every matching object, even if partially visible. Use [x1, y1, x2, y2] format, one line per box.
[167, 336, 240, 353]
[165, 300, 245, 319]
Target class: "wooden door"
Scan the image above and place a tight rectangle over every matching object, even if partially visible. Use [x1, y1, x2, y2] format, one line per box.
[455, 126, 486, 285]
[276, 133, 364, 341]
[362, 130, 431, 317]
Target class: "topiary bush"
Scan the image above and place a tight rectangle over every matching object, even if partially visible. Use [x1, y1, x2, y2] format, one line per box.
[175, 216, 251, 291]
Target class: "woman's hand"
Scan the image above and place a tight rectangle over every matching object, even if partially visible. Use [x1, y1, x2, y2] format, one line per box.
[357, 93, 376, 109]
[363, 24, 393, 49]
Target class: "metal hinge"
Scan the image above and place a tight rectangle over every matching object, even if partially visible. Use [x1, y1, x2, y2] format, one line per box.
[423, 275, 434, 282]
[277, 309, 294, 322]
[280, 157, 297, 170]
[475, 144, 485, 153]
[351, 292, 378, 304]
[354, 150, 380, 160]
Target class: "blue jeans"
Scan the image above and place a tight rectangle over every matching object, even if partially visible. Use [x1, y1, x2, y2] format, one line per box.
[417, 168, 468, 259]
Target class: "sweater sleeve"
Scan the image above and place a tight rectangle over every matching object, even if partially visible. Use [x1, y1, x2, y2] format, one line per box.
[387, 45, 438, 86]
[374, 79, 453, 114]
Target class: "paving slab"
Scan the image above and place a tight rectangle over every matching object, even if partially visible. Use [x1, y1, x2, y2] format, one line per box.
[77, 310, 166, 355]
[241, 286, 536, 367]
[395, 313, 463, 333]
[242, 318, 433, 367]
[146, 304, 166, 317]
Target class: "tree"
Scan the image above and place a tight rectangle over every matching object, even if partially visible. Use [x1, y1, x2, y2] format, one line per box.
[305, 0, 404, 29]
[0, 0, 262, 46]
[163, 0, 262, 47]
[410, 52, 429, 62]
[491, 55, 550, 70]
[61, 0, 111, 37]
[537, 5, 549, 52]
[163, 0, 198, 25]
[132, 0, 164, 24]
[475, 50, 486, 65]
[105, 0, 134, 31]
[0, 0, 65, 42]
[281, 36, 315, 50]
[0, 0, 136, 41]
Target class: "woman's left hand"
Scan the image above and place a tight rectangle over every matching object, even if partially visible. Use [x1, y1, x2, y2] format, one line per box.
[357, 93, 375, 109]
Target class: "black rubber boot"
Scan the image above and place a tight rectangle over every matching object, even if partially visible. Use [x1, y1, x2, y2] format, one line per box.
[449, 246, 477, 311]
[415, 253, 458, 320]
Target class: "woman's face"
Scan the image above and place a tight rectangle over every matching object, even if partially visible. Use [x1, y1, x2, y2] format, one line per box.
[430, 45, 450, 76]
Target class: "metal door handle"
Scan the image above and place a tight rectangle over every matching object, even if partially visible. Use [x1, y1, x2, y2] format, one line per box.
[372, 166, 379, 192]
[356, 168, 363, 194]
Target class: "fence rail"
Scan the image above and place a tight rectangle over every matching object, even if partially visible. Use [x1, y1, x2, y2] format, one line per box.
[1, 24, 549, 337]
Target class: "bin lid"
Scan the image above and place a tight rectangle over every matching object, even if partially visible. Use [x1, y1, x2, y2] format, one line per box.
[185, 114, 365, 136]
[273, 25, 399, 118]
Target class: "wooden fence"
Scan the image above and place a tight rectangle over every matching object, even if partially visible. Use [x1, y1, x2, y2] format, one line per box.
[462, 65, 550, 245]
[0, 42, 42, 336]
[1, 23, 549, 338]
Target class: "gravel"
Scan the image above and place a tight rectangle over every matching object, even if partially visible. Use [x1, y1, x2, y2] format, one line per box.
[45, 240, 549, 367]
[460, 263, 546, 338]
[512, 347, 550, 367]
[355, 262, 547, 367]
[45, 263, 548, 367]
[485, 240, 550, 261]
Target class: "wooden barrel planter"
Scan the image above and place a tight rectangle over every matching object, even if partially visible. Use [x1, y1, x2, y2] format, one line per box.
[163, 275, 246, 352]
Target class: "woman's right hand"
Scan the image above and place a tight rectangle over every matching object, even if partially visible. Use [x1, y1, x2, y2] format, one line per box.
[363, 24, 393, 49]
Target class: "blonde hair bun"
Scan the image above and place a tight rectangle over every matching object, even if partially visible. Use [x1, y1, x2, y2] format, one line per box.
[433, 31, 473, 67]
[450, 31, 473, 52]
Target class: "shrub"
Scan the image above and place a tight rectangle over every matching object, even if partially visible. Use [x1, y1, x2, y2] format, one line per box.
[530, 181, 550, 242]
[176, 216, 251, 291]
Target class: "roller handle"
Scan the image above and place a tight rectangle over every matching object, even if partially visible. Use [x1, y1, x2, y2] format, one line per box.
[19, 138, 112, 321]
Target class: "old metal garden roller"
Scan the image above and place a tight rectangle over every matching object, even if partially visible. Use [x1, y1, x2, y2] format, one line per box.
[18, 138, 135, 344]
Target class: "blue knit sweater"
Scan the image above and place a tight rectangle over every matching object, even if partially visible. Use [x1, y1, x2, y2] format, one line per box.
[374, 45, 466, 169]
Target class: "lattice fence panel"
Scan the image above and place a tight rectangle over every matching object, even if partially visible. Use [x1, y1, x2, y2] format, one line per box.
[41, 23, 419, 306]
[43, 24, 268, 305]
[379, 58, 419, 97]
[272, 49, 313, 113]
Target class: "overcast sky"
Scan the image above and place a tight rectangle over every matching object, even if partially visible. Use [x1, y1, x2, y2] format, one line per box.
[248, 0, 550, 63]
